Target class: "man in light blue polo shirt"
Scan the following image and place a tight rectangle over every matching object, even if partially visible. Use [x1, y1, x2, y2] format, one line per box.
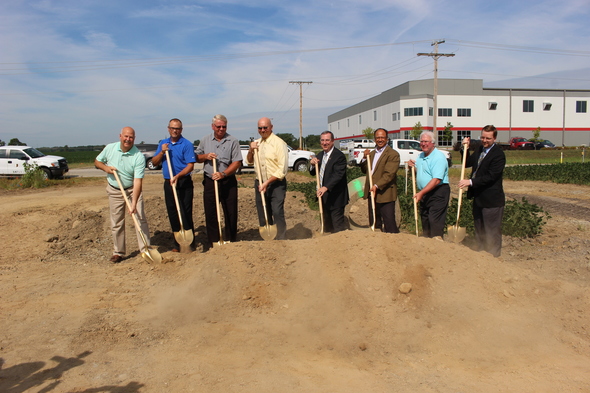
[151, 118, 196, 252]
[409, 131, 450, 239]
[95, 127, 151, 263]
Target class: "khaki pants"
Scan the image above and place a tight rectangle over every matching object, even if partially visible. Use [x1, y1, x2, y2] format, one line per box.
[106, 185, 150, 256]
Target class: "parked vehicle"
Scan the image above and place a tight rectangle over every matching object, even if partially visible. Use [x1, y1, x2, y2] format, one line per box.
[346, 139, 376, 150]
[240, 145, 313, 172]
[135, 144, 161, 170]
[508, 137, 534, 150]
[348, 139, 453, 167]
[0, 146, 68, 179]
[534, 139, 556, 150]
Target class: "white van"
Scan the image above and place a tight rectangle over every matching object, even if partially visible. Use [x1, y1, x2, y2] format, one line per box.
[0, 146, 69, 179]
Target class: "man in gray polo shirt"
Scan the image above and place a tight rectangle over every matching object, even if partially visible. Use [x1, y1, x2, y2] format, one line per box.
[195, 114, 242, 249]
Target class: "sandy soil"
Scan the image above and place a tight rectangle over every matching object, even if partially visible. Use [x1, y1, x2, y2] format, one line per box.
[1, 172, 589, 392]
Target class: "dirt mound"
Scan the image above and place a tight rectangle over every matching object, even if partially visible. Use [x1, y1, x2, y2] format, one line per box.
[1, 176, 590, 392]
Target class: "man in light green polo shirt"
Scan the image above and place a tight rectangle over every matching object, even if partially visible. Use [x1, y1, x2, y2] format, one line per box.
[95, 127, 151, 263]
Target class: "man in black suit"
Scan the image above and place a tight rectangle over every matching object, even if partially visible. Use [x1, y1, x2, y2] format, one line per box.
[459, 125, 506, 257]
[309, 131, 349, 233]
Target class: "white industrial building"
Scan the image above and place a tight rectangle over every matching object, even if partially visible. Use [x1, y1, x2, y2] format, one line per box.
[328, 79, 590, 147]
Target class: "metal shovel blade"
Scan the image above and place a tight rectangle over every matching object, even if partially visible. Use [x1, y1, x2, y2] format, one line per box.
[446, 225, 466, 243]
[141, 247, 163, 264]
[174, 228, 194, 252]
[259, 224, 277, 241]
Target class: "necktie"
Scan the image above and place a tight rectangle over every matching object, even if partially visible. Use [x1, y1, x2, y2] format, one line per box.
[320, 154, 328, 185]
[474, 150, 486, 177]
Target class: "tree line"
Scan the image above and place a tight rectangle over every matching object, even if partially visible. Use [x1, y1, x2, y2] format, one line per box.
[3, 132, 326, 151]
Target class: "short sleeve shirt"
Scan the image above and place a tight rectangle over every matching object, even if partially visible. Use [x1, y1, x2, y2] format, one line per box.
[195, 133, 242, 178]
[416, 148, 449, 190]
[96, 142, 145, 189]
[155, 136, 196, 180]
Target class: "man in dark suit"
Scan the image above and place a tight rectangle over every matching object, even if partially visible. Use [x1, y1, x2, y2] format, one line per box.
[309, 131, 349, 233]
[459, 125, 506, 257]
[360, 128, 400, 233]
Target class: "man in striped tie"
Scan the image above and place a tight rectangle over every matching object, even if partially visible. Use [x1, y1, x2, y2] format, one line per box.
[459, 125, 506, 257]
[309, 131, 349, 233]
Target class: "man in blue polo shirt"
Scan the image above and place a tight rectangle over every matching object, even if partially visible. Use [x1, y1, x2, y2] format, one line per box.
[409, 131, 450, 239]
[151, 118, 196, 251]
[95, 126, 151, 263]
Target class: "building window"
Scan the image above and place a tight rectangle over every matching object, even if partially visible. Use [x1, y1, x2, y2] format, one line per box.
[392, 113, 397, 121]
[543, 103, 552, 111]
[398, 112, 400, 120]
[403, 130, 411, 139]
[438, 108, 452, 117]
[523, 100, 534, 112]
[456, 130, 471, 144]
[337, 122, 340, 130]
[404, 107, 423, 117]
[437, 131, 452, 147]
[576, 101, 587, 113]
[429, 107, 433, 116]
[359, 115, 362, 124]
[488, 102, 497, 110]
[373, 111, 377, 121]
[457, 108, 471, 117]
[347, 119, 350, 127]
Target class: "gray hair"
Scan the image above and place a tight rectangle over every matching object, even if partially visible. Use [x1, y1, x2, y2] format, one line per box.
[420, 131, 435, 143]
[212, 114, 227, 124]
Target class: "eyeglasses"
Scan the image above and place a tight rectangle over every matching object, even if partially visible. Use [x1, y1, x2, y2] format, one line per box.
[213, 125, 227, 129]
[258, 126, 269, 130]
[168, 127, 182, 131]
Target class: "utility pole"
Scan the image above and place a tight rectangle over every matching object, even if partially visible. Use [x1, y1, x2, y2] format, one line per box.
[417, 40, 454, 139]
[289, 81, 312, 149]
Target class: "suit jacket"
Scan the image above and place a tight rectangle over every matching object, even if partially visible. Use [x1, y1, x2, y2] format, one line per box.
[360, 145, 400, 203]
[464, 143, 506, 208]
[309, 148, 349, 209]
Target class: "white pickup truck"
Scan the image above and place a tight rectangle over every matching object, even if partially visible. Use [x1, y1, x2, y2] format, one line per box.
[240, 145, 314, 172]
[0, 146, 69, 179]
[348, 139, 452, 167]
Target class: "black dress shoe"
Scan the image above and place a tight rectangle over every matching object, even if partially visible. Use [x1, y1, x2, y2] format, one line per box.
[110, 255, 123, 263]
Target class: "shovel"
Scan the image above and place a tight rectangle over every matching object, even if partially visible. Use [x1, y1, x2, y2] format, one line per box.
[165, 150, 194, 253]
[212, 158, 229, 246]
[411, 165, 419, 236]
[253, 148, 277, 241]
[314, 160, 325, 235]
[112, 170, 162, 263]
[366, 153, 377, 232]
[447, 142, 468, 243]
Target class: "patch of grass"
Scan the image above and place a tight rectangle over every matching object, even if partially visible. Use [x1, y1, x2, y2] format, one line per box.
[449, 148, 587, 166]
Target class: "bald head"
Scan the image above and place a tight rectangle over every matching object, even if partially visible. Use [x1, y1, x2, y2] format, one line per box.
[119, 127, 136, 152]
[257, 117, 273, 140]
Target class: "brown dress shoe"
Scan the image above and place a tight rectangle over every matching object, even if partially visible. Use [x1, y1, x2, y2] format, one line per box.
[110, 255, 123, 263]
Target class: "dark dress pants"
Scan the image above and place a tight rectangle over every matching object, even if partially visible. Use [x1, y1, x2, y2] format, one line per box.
[368, 200, 399, 233]
[164, 175, 194, 241]
[203, 175, 238, 246]
[254, 178, 287, 240]
[473, 205, 504, 257]
[420, 183, 450, 238]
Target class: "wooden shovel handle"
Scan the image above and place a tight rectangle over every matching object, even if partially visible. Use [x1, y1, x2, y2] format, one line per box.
[112, 170, 150, 249]
[165, 150, 185, 229]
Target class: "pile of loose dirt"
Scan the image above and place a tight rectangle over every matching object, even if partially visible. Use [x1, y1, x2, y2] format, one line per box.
[1, 174, 590, 392]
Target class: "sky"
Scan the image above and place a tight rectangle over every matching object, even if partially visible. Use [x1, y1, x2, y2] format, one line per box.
[1, 0, 590, 148]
